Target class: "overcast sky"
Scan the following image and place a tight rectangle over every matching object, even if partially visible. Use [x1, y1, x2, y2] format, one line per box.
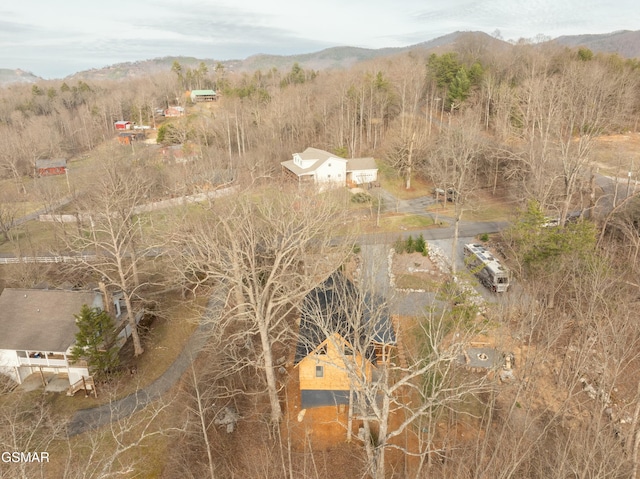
[2, 0, 638, 79]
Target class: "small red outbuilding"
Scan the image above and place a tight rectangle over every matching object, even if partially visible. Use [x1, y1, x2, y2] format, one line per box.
[36, 158, 67, 177]
[114, 120, 132, 130]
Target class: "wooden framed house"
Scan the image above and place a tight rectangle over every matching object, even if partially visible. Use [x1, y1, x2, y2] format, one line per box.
[294, 273, 395, 409]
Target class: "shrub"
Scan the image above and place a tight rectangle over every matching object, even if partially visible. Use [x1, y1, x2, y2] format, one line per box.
[395, 234, 429, 255]
[415, 234, 427, 255]
[351, 192, 372, 204]
[394, 237, 405, 254]
[406, 235, 414, 253]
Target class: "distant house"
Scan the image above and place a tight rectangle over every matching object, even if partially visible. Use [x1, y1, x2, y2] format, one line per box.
[36, 158, 67, 177]
[117, 131, 146, 145]
[281, 147, 378, 190]
[114, 120, 132, 130]
[189, 90, 217, 102]
[294, 273, 395, 409]
[160, 144, 199, 164]
[164, 106, 185, 117]
[0, 289, 104, 387]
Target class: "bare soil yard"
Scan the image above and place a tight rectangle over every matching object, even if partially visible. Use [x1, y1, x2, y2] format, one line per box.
[392, 251, 449, 291]
[592, 132, 640, 176]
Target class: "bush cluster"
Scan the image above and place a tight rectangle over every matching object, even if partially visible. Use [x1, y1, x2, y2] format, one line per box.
[394, 234, 427, 255]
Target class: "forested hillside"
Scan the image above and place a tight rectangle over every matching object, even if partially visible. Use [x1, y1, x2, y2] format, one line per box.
[1, 37, 640, 478]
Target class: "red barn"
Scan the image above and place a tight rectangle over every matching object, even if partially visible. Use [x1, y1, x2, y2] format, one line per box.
[114, 120, 132, 130]
[36, 158, 67, 176]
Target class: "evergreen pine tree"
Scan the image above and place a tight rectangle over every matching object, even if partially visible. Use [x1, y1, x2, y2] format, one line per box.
[70, 305, 119, 379]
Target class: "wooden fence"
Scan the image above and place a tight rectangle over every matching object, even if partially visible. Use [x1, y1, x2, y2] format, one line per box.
[0, 255, 95, 264]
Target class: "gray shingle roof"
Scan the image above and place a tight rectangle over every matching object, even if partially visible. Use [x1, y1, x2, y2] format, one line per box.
[280, 159, 316, 176]
[281, 147, 375, 177]
[35, 158, 67, 169]
[281, 147, 344, 175]
[0, 289, 102, 352]
[294, 272, 395, 365]
[346, 157, 377, 172]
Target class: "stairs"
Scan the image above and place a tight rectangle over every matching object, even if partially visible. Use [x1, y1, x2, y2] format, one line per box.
[67, 376, 96, 397]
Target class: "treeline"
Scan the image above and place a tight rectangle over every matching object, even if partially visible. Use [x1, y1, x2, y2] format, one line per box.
[1, 35, 638, 204]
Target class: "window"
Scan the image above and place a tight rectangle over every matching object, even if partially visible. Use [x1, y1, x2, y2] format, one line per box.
[327, 174, 331, 178]
[315, 365, 324, 378]
[328, 163, 332, 167]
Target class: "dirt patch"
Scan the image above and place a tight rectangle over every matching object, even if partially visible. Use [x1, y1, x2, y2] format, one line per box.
[391, 251, 449, 291]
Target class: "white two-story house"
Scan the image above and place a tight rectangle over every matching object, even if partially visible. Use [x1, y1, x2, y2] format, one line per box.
[281, 147, 378, 190]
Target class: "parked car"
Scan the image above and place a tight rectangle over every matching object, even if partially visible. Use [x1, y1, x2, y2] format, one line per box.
[542, 217, 560, 228]
[432, 187, 458, 202]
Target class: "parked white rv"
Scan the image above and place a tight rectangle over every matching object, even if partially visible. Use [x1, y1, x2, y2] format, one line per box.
[463, 243, 510, 292]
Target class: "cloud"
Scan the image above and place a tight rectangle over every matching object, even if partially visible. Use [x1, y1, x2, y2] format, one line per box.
[1, 0, 639, 78]
[0, 20, 40, 39]
[133, 3, 330, 51]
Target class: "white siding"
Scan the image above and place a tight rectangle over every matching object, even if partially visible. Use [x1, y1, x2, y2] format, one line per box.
[350, 169, 378, 184]
[314, 158, 347, 186]
[0, 349, 19, 383]
[68, 366, 90, 385]
[293, 154, 318, 170]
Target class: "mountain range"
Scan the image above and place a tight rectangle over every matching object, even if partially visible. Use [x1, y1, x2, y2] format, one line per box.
[2, 30, 639, 86]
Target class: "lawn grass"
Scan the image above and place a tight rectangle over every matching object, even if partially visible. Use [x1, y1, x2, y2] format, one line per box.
[381, 214, 434, 230]
[377, 160, 433, 200]
[424, 190, 516, 223]
[94, 293, 203, 401]
[357, 213, 436, 234]
[465, 201, 514, 222]
[395, 273, 442, 292]
[0, 220, 62, 254]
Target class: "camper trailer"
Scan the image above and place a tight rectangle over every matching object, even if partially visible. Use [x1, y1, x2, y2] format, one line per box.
[463, 243, 510, 292]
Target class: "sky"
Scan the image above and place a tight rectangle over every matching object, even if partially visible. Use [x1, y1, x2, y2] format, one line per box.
[1, 0, 639, 79]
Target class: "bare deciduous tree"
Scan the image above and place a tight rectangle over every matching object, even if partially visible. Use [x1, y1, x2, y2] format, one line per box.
[59, 154, 159, 356]
[0, 393, 65, 479]
[426, 108, 487, 274]
[170, 187, 353, 423]
[298, 270, 489, 479]
[0, 191, 21, 244]
[63, 392, 182, 479]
